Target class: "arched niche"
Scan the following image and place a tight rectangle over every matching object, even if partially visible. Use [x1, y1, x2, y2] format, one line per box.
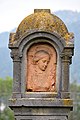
[9, 31, 67, 98]
[20, 33, 64, 97]
[27, 42, 57, 92]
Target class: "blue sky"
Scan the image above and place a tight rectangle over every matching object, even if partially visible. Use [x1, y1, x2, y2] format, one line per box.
[0, 0, 80, 33]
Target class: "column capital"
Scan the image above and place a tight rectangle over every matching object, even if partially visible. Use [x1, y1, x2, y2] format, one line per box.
[10, 49, 22, 62]
[60, 49, 73, 64]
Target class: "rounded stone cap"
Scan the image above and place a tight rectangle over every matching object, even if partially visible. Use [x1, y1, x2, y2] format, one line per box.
[13, 9, 74, 42]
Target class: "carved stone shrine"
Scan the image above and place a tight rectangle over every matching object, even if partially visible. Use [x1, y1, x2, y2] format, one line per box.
[8, 9, 74, 120]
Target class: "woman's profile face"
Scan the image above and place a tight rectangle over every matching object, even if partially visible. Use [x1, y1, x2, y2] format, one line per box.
[37, 56, 50, 71]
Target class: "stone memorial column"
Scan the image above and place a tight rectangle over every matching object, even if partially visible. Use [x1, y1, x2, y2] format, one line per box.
[8, 9, 74, 120]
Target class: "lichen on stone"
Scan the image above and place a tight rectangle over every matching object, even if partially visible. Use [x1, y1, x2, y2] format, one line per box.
[63, 99, 73, 106]
[10, 10, 73, 43]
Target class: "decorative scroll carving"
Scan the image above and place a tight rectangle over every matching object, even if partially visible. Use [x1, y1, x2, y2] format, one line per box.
[27, 43, 57, 92]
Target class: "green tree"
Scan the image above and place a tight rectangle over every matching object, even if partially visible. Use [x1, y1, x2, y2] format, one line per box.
[0, 77, 12, 101]
[0, 77, 15, 120]
[70, 80, 80, 120]
[0, 107, 14, 120]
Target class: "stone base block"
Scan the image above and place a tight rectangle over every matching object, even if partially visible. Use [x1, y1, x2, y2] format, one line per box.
[9, 98, 73, 120]
[15, 116, 67, 120]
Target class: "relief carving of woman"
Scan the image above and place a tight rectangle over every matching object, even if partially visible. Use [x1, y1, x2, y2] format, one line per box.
[27, 49, 56, 92]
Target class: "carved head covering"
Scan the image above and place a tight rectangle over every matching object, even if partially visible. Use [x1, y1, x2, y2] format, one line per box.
[33, 50, 50, 64]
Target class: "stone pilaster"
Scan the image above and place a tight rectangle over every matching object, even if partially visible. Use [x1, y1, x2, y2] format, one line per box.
[10, 49, 22, 98]
[61, 49, 73, 98]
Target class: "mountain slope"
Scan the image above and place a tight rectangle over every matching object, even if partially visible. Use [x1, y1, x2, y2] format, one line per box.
[0, 47, 13, 78]
[55, 10, 80, 83]
[0, 32, 9, 48]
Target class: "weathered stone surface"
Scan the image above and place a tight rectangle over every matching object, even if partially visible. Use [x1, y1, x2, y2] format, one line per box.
[9, 98, 73, 107]
[9, 9, 74, 44]
[15, 116, 67, 120]
[9, 98, 72, 120]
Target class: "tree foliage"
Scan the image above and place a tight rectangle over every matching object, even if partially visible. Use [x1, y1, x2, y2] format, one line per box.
[0, 77, 12, 93]
[70, 81, 80, 120]
[0, 77, 15, 120]
[0, 107, 14, 120]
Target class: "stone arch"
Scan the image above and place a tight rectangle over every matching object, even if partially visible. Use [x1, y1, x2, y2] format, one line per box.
[18, 31, 66, 55]
[18, 31, 66, 95]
